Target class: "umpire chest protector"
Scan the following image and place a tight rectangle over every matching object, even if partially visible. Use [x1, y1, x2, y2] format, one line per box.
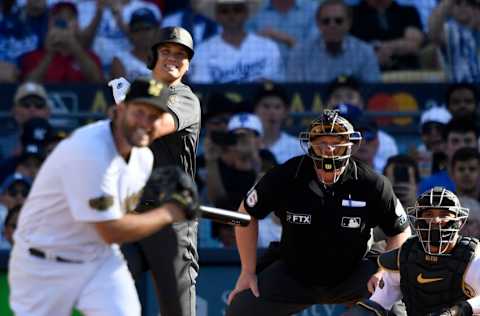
[381, 237, 478, 315]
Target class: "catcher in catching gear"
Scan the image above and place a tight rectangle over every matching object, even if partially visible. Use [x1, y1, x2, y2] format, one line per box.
[343, 187, 480, 316]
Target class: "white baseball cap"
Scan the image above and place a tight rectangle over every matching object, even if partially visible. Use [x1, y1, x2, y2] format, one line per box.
[420, 106, 452, 125]
[228, 113, 263, 136]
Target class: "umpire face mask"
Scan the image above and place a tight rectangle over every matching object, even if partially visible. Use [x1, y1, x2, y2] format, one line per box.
[300, 113, 361, 184]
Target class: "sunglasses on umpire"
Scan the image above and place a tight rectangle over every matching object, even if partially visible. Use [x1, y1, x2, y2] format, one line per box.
[320, 16, 345, 26]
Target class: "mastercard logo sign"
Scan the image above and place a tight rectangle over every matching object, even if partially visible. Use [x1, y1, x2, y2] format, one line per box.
[367, 92, 418, 126]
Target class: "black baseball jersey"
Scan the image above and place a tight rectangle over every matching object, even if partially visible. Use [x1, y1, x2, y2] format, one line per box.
[150, 83, 201, 178]
[243, 156, 408, 285]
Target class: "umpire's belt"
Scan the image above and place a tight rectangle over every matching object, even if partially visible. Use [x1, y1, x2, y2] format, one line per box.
[28, 248, 83, 264]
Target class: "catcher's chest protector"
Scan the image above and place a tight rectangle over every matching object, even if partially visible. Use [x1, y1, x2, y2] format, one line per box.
[399, 237, 478, 316]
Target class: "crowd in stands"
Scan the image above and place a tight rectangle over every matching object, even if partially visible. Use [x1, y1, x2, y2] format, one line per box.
[2, 0, 480, 83]
[1, 0, 480, 249]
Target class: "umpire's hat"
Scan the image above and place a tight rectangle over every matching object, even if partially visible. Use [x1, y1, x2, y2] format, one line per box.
[124, 77, 171, 112]
[147, 27, 194, 69]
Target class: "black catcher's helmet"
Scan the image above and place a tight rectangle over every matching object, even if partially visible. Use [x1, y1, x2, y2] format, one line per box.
[407, 187, 469, 255]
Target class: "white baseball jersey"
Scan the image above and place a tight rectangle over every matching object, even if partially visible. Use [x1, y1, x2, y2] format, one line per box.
[14, 120, 153, 259]
[10, 120, 152, 316]
[371, 251, 480, 313]
[189, 32, 284, 83]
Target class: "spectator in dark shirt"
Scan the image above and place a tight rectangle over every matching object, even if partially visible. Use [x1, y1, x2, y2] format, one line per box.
[20, 1, 103, 83]
[351, 0, 424, 71]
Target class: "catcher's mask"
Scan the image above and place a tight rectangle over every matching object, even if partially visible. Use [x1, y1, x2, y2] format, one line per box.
[407, 187, 469, 255]
[299, 110, 361, 184]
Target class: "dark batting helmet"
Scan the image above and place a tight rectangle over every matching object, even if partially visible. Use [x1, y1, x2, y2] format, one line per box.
[147, 26, 194, 70]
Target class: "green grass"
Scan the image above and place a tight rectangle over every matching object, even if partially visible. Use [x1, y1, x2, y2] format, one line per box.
[0, 272, 83, 316]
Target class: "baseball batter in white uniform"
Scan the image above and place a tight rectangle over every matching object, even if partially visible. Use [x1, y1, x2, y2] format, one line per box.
[8, 77, 192, 316]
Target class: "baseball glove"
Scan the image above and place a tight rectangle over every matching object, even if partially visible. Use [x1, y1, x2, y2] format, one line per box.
[137, 166, 200, 220]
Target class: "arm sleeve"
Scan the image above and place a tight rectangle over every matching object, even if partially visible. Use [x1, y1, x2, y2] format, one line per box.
[374, 175, 409, 236]
[243, 165, 285, 220]
[370, 271, 403, 310]
[60, 158, 123, 222]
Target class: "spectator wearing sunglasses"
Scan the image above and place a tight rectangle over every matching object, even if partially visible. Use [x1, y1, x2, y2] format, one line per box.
[350, 0, 424, 71]
[0, 82, 50, 161]
[286, 0, 381, 83]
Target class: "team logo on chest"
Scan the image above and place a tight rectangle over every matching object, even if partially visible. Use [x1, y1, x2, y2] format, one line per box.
[286, 211, 312, 224]
[341, 217, 361, 228]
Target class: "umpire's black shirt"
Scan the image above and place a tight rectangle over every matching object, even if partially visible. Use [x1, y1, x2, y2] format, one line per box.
[243, 156, 408, 286]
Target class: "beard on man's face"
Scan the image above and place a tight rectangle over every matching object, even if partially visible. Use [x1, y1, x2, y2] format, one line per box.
[121, 116, 151, 147]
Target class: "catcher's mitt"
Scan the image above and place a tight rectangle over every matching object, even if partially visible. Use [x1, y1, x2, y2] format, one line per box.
[138, 166, 200, 220]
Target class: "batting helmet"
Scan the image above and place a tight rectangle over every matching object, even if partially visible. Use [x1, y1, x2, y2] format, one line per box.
[407, 187, 469, 255]
[147, 26, 194, 70]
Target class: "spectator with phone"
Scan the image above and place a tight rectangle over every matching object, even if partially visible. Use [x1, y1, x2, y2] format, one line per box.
[206, 113, 276, 208]
[383, 155, 420, 209]
[20, 1, 103, 83]
[412, 105, 452, 179]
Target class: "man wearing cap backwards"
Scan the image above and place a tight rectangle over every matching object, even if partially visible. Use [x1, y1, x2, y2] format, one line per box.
[226, 110, 411, 316]
[110, 26, 202, 316]
[8, 77, 196, 316]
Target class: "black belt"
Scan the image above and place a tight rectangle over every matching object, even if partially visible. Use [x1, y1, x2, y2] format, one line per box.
[28, 248, 83, 264]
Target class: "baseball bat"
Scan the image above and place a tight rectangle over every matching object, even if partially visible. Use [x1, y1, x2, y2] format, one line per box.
[199, 205, 251, 227]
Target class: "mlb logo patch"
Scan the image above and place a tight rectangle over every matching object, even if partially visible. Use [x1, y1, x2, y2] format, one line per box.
[341, 217, 361, 228]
